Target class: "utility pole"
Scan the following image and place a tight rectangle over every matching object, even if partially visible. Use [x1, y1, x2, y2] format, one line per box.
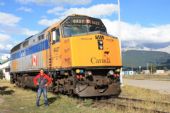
[117, 0, 123, 86]
[118, 0, 121, 22]
[147, 63, 149, 70]
[117, 0, 121, 56]
[150, 64, 153, 75]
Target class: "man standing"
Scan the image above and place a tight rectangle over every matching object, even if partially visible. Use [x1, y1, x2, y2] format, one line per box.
[33, 69, 52, 107]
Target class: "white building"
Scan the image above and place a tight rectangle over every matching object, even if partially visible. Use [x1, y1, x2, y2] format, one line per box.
[0, 60, 10, 81]
[155, 70, 165, 74]
[121, 71, 135, 76]
[142, 70, 150, 74]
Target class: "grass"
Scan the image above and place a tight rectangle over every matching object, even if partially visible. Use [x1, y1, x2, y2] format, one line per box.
[120, 85, 170, 112]
[124, 74, 170, 81]
[0, 80, 170, 113]
[121, 85, 170, 102]
[0, 80, 120, 113]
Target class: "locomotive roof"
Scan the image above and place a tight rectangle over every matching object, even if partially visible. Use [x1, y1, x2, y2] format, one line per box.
[25, 35, 34, 41]
[10, 42, 22, 53]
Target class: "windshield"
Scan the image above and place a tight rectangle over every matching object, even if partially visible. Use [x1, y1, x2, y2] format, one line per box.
[63, 25, 88, 37]
[62, 16, 107, 37]
[63, 24, 106, 37]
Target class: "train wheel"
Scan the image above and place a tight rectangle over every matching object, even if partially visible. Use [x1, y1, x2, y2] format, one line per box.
[21, 74, 29, 88]
[21, 76, 26, 88]
[15, 81, 19, 87]
[67, 89, 74, 96]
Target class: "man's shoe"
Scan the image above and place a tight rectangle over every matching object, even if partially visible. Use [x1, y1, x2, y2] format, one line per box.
[36, 103, 40, 107]
[45, 103, 48, 107]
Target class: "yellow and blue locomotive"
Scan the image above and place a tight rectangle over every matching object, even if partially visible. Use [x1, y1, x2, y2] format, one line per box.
[10, 14, 122, 97]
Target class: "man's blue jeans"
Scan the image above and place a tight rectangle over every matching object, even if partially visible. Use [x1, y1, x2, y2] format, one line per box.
[36, 87, 48, 106]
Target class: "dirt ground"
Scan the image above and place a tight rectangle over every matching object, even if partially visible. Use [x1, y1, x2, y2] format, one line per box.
[0, 98, 4, 104]
[124, 79, 170, 94]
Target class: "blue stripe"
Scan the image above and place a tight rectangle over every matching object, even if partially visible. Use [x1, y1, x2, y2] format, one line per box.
[11, 40, 49, 60]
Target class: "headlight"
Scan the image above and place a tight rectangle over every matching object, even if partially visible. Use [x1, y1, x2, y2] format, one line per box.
[108, 70, 114, 75]
[86, 71, 92, 76]
[116, 68, 120, 72]
[99, 40, 103, 44]
[76, 69, 84, 74]
[76, 69, 80, 73]
[99, 45, 103, 49]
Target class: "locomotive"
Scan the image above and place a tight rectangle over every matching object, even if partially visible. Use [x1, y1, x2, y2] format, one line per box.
[10, 14, 122, 97]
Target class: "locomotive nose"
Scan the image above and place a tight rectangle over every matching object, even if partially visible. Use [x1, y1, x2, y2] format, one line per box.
[70, 34, 122, 67]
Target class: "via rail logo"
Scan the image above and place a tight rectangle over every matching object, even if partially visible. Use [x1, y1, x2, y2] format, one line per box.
[32, 55, 38, 66]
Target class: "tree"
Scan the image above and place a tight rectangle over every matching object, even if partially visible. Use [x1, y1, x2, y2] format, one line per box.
[149, 64, 156, 74]
[0, 69, 3, 79]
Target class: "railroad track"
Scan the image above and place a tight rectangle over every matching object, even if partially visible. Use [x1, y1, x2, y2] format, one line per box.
[103, 101, 169, 113]
[117, 96, 170, 106]
[92, 97, 170, 113]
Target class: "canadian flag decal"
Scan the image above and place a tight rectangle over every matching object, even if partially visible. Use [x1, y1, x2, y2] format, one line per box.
[32, 55, 38, 66]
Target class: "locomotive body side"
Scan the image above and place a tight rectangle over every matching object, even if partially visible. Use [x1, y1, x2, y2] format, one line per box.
[10, 34, 49, 86]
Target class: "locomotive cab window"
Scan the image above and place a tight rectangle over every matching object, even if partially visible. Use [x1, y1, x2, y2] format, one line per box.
[62, 16, 107, 38]
[63, 25, 88, 37]
[52, 29, 60, 44]
[47, 32, 51, 44]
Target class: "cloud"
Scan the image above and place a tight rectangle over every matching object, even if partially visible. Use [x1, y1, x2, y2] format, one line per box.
[47, 4, 118, 17]
[17, 7, 32, 13]
[16, 0, 91, 5]
[143, 42, 170, 49]
[38, 18, 59, 26]
[0, 44, 13, 51]
[102, 19, 170, 43]
[0, 54, 10, 60]
[0, 28, 38, 57]
[0, 33, 13, 55]
[0, 12, 38, 58]
[63, 4, 118, 17]
[21, 28, 39, 36]
[47, 6, 65, 15]
[39, 4, 118, 26]
[0, 25, 39, 36]
[0, 12, 38, 56]
[0, 33, 10, 42]
[0, 12, 21, 26]
[0, 12, 38, 36]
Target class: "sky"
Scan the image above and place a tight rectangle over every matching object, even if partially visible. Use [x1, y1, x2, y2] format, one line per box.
[0, 0, 170, 59]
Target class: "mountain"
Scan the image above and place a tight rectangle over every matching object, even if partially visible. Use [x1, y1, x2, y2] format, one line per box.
[122, 50, 170, 68]
[156, 46, 170, 54]
[121, 41, 170, 54]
